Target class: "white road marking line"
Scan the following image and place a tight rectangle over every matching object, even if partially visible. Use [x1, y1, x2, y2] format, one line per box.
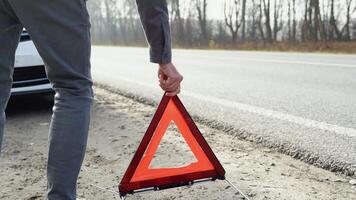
[93, 73, 356, 138]
[188, 55, 356, 68]
[185, 92, 356, 138]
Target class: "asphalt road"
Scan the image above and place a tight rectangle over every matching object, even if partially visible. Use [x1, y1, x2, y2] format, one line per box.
[91, 46, 356, 175]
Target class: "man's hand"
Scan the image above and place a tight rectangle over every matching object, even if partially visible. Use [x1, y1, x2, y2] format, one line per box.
[158, 63, 183, 96]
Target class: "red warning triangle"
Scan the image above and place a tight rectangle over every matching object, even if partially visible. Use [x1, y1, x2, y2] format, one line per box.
[119, 94, 225, 195]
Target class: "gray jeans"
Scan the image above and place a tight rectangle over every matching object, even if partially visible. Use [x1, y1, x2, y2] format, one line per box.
[0, 0, 93, 199]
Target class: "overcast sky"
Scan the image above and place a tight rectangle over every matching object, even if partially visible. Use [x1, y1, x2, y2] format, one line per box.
[179, 0, 225, 20]
[207, 0, 224, 20]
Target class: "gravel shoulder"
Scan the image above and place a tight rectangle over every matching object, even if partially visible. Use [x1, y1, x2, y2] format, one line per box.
[0, 87, 355, 200]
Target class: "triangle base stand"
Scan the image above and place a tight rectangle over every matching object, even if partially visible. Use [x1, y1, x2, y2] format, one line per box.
[120, 176, 225, 198]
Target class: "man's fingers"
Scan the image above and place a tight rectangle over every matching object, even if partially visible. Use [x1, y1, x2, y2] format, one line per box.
[159, 75, 183, 87]
[166, 86, 180, 96]
[159, 76, 175, 87]
[159, 80, 180, 91]
[158, 73, 167, 83]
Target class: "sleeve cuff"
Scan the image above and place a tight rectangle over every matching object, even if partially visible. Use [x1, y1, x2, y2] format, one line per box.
[149, 47, 172, 64]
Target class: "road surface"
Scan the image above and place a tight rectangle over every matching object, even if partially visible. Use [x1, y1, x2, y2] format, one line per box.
[91, 46, 356, 175]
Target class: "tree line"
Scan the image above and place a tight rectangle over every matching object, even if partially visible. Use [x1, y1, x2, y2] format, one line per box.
[87, 0, 356, 48]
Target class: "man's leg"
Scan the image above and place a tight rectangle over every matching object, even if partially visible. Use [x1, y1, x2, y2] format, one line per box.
[7, 0, 93, 199]
[0, 0, 22, 154]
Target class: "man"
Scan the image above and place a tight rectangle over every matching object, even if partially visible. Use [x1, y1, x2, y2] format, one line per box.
[0, 0, 182, 199]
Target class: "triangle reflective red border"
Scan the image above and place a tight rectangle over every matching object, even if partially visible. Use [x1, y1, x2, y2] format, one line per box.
[119, 94, 226, 196]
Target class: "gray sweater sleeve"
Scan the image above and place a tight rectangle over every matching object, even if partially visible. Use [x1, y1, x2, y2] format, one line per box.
[136, 0, 172, 64]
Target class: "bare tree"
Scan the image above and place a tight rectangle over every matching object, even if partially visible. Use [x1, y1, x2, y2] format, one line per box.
[257, 0, 266, 42]
[249, 0, 260, 41]
[330, 0, 343, 40]
[185, 2, 198, 46]
[314, 0, 327, 41]
[241, 0, 247, 41]
[344, 0, 356, 40]
[287, 0, 297, 42]
[195, 0, 209, 44]
[302, 0, 326, 42]
[103, 0, 120, 45]
[169, 0, 185, 45]
[301, 0, 309, 41]
[262, 0, 273, 43]
[292, 0, 297, 41]
[87, 0, 104, 44]
[288, 0, 292, 40]
[273, 0, 283, 41]
[224, 0, 241, 43]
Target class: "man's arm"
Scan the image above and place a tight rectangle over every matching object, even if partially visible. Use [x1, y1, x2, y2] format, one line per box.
[136, 0, 183, 96]
[136, 0, 171, 64]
